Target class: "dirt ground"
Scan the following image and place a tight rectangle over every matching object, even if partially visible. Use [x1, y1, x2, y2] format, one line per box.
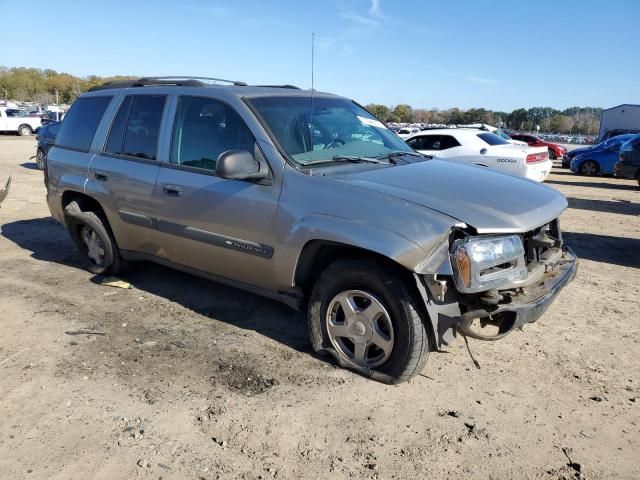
[0, 136, 638, 480]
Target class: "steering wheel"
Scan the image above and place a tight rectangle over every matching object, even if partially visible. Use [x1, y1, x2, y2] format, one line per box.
[324, 138, 345, 149]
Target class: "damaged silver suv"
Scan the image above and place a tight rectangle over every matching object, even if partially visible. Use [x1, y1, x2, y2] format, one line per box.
[45, 76, 577, 383]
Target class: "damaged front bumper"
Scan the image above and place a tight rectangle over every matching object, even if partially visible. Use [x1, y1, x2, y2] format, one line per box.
[457, 246, 578, 340]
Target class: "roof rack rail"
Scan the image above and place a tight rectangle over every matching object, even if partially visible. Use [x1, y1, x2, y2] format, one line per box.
[143, 76, 248, 86]
[254, 84, 301, 90]
[88, 76, 248, 92]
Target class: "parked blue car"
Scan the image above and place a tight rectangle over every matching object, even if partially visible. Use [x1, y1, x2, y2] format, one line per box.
[569, 134, 639, 175]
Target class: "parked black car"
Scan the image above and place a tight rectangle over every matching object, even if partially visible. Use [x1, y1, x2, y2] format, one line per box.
[614, 136, 640, 188]
[35, 121, 61, 170]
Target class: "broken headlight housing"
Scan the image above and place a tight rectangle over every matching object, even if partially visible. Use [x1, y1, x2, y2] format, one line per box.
[451, 235, 527, 293]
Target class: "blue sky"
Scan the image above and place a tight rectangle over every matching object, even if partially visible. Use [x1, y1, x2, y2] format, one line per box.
[1, 0, 638, 110]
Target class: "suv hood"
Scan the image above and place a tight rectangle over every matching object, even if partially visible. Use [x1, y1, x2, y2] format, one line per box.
[332, 159, 567, 234]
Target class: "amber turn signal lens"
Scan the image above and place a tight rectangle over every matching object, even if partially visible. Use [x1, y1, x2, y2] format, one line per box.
[455, 248, 471, 288]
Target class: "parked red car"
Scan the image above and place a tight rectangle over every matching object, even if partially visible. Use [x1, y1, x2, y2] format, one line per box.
[510, 134, 567, 160]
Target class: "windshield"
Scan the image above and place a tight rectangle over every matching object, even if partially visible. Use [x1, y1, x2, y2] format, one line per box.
[247, 96, 413, 165]
[601, 135, 633, 149]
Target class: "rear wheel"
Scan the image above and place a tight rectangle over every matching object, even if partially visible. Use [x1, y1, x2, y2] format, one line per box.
[580, 160, 599, 176]
[36, 148, 46, 170]
[548, 149, 556, 160]
[307, 257, 431, 384]
[18, 124, 32, 136]
[64, 200, 123, 276]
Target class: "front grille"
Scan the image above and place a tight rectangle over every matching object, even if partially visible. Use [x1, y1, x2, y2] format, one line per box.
[522, 219, 562, 264]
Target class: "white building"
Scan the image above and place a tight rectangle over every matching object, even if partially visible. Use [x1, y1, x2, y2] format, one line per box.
[599, 104, 640, 141]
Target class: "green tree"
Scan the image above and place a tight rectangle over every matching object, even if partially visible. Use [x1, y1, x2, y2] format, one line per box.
[365, 104, 390, 122]
[391, 104, 414, 123]
[508, 108, 528, 130]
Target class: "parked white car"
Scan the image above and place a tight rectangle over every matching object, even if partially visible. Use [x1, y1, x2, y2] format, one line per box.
[0, 107, 42, 136]
[396, 127, 420, 139]
[405, 128, 552, 182]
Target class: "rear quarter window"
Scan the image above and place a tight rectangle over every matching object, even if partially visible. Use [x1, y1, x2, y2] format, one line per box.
[477, 132, 510, 146]
[55, 96, 112, 152]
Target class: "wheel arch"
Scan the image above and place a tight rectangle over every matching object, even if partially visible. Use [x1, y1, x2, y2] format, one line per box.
[61, 190, 106, 216]
[294, 240, 410, 297]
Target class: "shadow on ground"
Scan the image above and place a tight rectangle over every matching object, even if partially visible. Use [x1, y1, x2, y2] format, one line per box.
[546, 178, 639, 191]
[1, 217, 309, 353]
[567, 197, 640, 216]
[20, 161, 39, 170]
[564, 231, 640, 268]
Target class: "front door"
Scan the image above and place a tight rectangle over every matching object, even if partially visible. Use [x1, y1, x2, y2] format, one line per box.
[154, 95, 280, 289]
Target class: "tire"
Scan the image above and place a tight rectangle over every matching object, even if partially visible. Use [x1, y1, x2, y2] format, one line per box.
[36, 148, 46, 170]
[307, 257, 430, 384]
[548, 149, 556, 160]
[18, 124, 32, 136]
[579, 160, 599, 176]
[64, 200, 123, 276]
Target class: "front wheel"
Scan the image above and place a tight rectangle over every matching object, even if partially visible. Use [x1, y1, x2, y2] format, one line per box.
[548, 149, 556, 160]
[307, 257, 431, 384]
[580, 160, 599, 176]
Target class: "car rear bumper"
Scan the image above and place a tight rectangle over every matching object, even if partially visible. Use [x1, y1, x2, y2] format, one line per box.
[524, 159, 552, 182]
[457, 246, 578, 340]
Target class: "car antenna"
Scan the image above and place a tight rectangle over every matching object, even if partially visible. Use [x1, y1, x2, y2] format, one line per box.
[310, 32, 315, 135]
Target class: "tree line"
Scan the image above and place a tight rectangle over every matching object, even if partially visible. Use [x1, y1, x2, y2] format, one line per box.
[1, 66, 602, 135]
[366, 104, 602, 135]
[0, 66, 134, 105]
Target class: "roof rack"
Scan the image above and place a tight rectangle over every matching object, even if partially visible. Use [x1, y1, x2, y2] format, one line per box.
[88, 75, 248, 92]
[254, 84, 301, 90]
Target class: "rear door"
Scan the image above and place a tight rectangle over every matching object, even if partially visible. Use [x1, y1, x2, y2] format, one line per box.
[154, 95, 280, 289]
[86, 93, 169, 256]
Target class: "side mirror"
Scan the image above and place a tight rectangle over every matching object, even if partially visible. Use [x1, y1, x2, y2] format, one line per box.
[216, 150, 268, 181]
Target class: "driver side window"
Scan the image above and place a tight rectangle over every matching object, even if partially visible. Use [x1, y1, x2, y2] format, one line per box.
[170, 96, 254, 172]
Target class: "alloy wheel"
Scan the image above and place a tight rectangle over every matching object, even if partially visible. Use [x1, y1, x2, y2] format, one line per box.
[80, 226, 105, 265]
[581, 161, 598, 176]
[325, 289, 394, 368]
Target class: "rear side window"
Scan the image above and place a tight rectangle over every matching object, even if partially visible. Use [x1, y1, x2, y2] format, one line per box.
[105, 95, 166, 160]
[439, 135, 461, 149]
[408, 135, 444, 150]
[170, 96, 254, 171]
[55, 96, 112, 151]
[477, 132, 510, 146]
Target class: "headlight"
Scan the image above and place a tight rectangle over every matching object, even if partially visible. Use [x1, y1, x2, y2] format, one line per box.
[451, 235, 527, 293]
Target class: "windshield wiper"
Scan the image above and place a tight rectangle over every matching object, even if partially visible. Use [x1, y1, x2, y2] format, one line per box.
[305, 155, 391, 166]
[377, 151, 431, 162]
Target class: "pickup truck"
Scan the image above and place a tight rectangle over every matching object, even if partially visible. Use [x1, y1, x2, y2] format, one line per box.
[0, 107, 42, 135]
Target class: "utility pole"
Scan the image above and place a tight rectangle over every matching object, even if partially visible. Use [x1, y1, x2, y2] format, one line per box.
[55, 89, 59, 106]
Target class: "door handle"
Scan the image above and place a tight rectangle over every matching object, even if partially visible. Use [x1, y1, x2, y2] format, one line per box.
[95, 171, 109, 181]
[162, 184, 183, 197]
